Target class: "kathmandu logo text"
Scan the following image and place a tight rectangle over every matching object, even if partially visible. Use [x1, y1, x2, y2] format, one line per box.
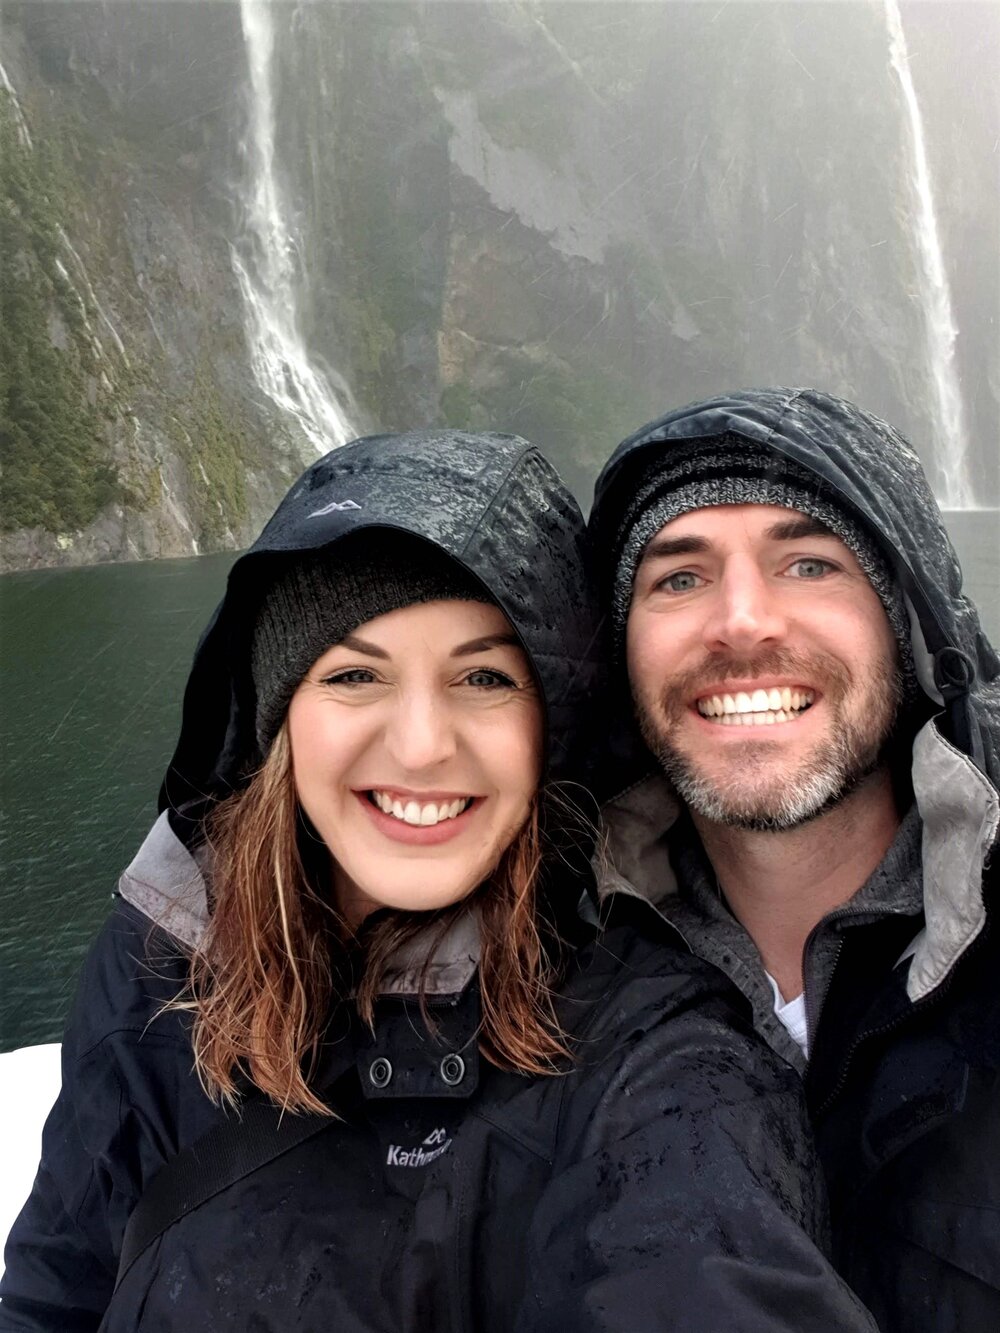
[309, 500, 362, 517]
[386, 1127, 452, 1168]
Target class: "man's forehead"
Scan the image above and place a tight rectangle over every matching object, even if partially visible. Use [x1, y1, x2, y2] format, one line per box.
[640, 503, 841, 560]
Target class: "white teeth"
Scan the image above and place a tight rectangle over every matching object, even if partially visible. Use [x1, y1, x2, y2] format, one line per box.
[697, 688, 816, 724]
[372, 792, 472, 826]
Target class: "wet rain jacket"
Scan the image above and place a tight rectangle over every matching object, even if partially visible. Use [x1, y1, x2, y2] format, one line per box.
[589, 388, 1000, 1333]
[0, 430, 874, 1333]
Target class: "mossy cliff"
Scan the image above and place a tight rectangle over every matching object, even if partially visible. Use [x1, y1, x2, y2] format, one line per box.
[2, 2, 995, 570]
[1, 1, 306, 569]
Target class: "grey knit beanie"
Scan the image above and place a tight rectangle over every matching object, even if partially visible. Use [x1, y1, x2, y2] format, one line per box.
[612, 436, 914, 687]
[251, 531, 491, 751]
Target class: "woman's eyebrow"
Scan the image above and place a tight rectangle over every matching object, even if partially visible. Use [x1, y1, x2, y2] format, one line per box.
[336, 633, 390, 659]
[450, 633, 519, 657]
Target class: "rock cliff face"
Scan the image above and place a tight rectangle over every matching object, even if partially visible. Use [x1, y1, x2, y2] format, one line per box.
[1, 0, 995, 571]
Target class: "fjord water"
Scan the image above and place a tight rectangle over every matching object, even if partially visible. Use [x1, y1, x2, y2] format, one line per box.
[1, 554, 233, 1048]
[1, 516, 998, 1051]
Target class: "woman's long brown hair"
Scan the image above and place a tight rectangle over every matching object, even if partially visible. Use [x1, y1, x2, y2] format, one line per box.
[178, 727, 572, 1114]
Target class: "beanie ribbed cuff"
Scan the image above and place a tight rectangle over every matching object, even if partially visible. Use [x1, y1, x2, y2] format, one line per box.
[610, 440, 915, 696]
[251, 534, 490, 751]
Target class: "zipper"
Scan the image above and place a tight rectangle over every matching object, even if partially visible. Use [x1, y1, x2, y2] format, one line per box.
[802, 903, 915, 1057]
[813, 921, 989, 1118]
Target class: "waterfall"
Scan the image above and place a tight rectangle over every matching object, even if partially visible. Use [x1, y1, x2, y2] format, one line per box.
[0, 60, 32, 148]
[3, 66, 127, 379]
[57, 226, 129, 366]
[885, 0, 975, 510]
[233, 0, 354, 454]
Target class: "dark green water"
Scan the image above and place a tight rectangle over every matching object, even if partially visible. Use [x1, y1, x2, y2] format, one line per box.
[1, 514, 997, 1050]
[1, 553, 234, 1049]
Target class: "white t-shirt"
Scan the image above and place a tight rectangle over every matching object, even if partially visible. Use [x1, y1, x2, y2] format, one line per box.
[765, 970, 809, 1059]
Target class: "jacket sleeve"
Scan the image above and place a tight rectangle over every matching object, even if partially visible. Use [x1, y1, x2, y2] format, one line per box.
[0, 1079, 119, 1331]
[0, 904, 203, 1332]
[514, 979, 877, 1333]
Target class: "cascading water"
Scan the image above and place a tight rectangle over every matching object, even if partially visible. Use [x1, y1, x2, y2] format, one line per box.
[0, 59, 32, 148]
[232, 0, 354, 454]
[57, 225, 129, 366]
[885, 0, 975, 510]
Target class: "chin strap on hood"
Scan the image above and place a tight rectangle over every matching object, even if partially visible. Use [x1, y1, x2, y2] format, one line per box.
[933, 646, 985, 770]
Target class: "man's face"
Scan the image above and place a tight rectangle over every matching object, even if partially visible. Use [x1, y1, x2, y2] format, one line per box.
[626, 504, 903, 831]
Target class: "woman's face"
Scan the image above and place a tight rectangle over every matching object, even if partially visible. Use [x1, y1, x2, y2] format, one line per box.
[287, 599, 543, 927]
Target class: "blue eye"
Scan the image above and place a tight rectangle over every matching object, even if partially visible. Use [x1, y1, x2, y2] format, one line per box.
[465, 669, 517, 689]
[322, 668, 376, 686]
[657, 570, 702, 593]
[787, 558, 834, 579]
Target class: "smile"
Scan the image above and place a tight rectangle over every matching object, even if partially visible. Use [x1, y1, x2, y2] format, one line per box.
[696, 688, 815, 726]
[368, 791, 475, 827]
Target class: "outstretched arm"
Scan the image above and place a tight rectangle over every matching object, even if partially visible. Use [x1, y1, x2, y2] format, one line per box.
[515, 989, 876, 1332]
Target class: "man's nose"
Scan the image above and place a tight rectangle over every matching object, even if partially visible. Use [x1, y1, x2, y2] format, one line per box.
[383, 690, 458, 771]
[702, 556, 787, 653]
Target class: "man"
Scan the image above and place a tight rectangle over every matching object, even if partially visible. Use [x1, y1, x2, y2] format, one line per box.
[589, 388, 1000, 1331]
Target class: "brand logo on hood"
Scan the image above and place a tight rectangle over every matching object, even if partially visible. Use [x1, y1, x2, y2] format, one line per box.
[309, 500, 362, 517]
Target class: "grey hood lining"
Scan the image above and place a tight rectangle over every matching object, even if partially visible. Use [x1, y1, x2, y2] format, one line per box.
[596, 714, 997, 1005]
[118, 812, 481, 998]
[909, 722, 997, 1000]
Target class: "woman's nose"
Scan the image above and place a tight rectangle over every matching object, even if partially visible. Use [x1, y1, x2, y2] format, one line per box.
[702, 557, 788, 654]
[383, 691, 458, 771]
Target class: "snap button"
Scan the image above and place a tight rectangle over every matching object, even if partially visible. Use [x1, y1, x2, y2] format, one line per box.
[439, 1053, 465, 1086]
[369, 1057, 393, 1089]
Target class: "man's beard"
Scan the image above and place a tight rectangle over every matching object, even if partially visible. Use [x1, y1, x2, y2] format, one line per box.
[634, 648, 903, 832]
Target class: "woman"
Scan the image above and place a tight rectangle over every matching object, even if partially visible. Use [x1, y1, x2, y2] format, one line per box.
[0, 430, 872, 1331]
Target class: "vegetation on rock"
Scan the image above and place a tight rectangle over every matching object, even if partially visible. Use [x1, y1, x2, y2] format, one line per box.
[1, 97, 119, 533]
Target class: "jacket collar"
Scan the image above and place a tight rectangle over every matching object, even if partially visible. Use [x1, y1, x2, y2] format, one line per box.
[597, 712, 998, 1005]
[118, 811, 480, 998]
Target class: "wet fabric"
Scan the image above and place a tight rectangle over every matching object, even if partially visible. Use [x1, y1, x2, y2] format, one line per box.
[0, 429, 874, 1332]
[589, 387, 1000, 1331]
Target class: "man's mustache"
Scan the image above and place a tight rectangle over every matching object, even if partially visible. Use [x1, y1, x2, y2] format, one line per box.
[654, 648, 851, 725]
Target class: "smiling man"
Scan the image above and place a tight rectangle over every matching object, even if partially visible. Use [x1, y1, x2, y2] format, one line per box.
[590, 388, 1000, 1331]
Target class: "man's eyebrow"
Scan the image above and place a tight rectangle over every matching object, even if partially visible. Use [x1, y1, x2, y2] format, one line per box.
[639, 534, 711, 563]
[450, 633, 519, 657]
[765, 515, 837, 542]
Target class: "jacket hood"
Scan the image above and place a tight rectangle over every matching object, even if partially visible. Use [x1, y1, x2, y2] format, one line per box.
[590, 387, 999, 1004]
[160, 429, 601, 826]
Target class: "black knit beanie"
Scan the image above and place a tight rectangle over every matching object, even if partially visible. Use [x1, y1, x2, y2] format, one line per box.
[251, 531, 491, 751]
[611, 436, 915, 689]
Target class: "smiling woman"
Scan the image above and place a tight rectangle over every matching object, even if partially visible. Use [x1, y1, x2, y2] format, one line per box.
[189, 530, 562, 1111]
[0, 431, 874, 1332]
[288, 598, 542, 917]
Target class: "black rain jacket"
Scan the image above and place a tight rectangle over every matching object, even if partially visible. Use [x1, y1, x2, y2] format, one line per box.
[1, 429, 874, 1332]
[589, 388, 1000, 1332]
